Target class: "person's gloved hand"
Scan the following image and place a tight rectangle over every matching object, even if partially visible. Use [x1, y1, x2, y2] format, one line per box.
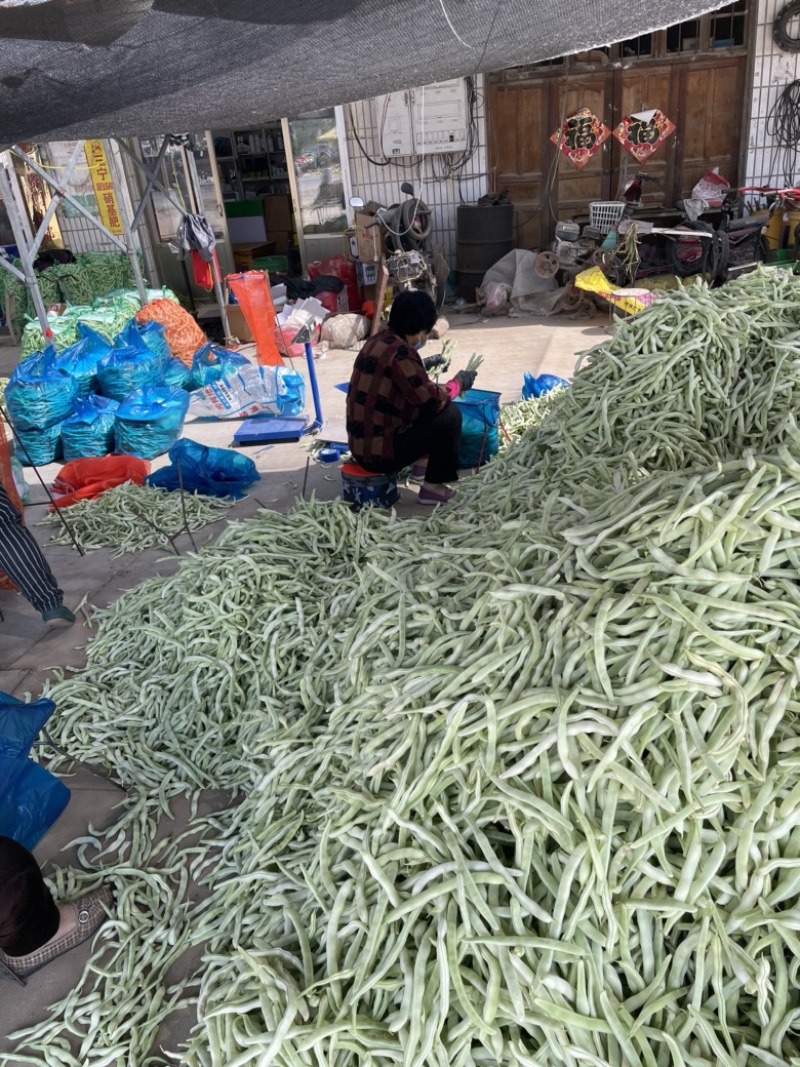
[453, 369, 477, 395]
[423, 354, 446, 371]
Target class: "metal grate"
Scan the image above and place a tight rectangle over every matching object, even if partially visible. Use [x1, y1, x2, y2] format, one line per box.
[344, 77, 490, 269]
[745, 0, 800, 188]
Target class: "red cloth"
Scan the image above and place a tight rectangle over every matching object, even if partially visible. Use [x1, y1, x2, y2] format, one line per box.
[346, 329, 450, 467]
[192, 250, 213, 290]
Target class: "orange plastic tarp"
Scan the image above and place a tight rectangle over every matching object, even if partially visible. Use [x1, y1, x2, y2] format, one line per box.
[51, 456, 151, 509]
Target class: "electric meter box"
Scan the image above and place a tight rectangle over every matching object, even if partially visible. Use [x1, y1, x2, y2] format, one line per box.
[375, 79, 469, 157]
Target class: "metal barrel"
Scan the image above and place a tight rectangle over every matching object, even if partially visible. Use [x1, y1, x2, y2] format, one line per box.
[456, 203, 514, 301]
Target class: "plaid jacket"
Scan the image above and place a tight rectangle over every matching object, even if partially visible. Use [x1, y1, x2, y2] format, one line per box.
[346, 329, 450, 467]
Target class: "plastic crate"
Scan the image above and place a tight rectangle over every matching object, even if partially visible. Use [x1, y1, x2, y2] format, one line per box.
[589, 202, 626, 234]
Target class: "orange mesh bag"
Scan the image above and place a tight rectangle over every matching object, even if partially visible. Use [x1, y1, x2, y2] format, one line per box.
[0, 429, 24, 592]
[135, 299, 207, 368]
[227, 272, 283, 367]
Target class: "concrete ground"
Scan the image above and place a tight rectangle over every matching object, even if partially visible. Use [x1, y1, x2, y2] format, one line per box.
[0, 310, 609, 1060]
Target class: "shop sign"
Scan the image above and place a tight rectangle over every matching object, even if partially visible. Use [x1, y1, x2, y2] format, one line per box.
[84, 140, 124, 236]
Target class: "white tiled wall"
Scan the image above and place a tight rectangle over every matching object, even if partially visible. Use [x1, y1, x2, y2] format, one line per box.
[745, 0, 800, 186]
[344, 77, 491, 268]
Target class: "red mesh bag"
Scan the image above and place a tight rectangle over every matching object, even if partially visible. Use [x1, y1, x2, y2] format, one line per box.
[135, 299, 207, 368]
[227, 272, 283, 367]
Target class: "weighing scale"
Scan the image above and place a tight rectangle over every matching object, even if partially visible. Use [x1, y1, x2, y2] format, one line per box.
[233, 321, 324, 446]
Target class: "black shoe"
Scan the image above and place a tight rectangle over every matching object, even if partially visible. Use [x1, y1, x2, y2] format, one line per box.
[41, 605, 76, 628]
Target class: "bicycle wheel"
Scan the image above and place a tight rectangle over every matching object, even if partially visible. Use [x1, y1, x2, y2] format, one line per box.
[667, 221, 713, 277]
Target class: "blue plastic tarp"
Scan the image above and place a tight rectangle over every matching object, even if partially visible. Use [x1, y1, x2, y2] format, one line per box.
[0, 692, 70, 850]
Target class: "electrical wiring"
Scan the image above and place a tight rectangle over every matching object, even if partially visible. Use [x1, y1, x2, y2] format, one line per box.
[766, 80, 800, 186]
[348, 76, 480, 181]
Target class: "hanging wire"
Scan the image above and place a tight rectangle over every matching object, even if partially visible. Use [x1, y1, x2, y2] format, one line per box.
[766, 80, 800, 186]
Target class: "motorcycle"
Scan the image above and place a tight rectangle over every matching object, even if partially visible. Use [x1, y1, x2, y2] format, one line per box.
[350, 183, 444, 307]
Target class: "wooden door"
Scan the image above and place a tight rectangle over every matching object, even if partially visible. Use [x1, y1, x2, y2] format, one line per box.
[612, 66, 679, 207]
[488, 73, 614, 248]
[488, 54, 748, 246]
[673, 59, 746, 200]
[488, 79, 553, 249]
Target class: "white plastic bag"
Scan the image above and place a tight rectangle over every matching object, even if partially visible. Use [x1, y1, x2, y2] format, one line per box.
[320, 313, 370, 350]
[188, 366, 305, 420]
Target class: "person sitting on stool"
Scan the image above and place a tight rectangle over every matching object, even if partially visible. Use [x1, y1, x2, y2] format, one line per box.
[0, 835, 112, 982]
[346, 291, 477, 505]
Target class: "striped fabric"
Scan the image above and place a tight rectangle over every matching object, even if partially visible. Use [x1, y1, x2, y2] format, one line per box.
[0, 482, 63, 614]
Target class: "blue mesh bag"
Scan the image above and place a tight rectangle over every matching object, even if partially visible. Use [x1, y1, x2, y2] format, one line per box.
[189, 343, 250, 390]
[114, 385, 190, 460]
[117, 318, 171, 366]
[0, 691, 70, 850]
[147, 438, 260, 499]
[522, 372, 569, 400]
[61, 395, 119, 461]
[161, 357, 192, 390]
[98, 342, 163, 403]
[14, 423, 64, 466]
[6, 346, 77, 431]
[55, 324, 113, 398]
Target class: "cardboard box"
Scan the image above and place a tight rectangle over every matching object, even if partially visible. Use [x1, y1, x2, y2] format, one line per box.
[224, 304, 254, 343]
[262, 194, 294, 233]
[268, 231, 292, 254]
[355, 211, 383, 263]
[233, 241, 277, 271]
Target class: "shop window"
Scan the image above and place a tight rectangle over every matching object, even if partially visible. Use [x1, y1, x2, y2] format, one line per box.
[710, 0, 747, 48]
[287, 109, 348, 235]
[619, 33, 653, 58]
[666, 19, 700, 52]
[140, 134, 224, 243]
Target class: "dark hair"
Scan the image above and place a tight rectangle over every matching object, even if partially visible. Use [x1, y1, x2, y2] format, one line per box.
[388, 290, 437, 339]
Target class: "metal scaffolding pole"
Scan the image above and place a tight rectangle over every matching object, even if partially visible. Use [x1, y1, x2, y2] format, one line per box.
[0, 152, 50, 336]
[116, 137, 233, 343]
[105, 140, 148, 305]
[184, 147, 232, 343]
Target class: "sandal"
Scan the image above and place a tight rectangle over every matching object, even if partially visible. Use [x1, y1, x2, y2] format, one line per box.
[0, 885, 113, 981]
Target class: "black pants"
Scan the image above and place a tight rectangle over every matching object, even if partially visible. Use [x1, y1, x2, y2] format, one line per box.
[365, 402, 462, 485]
[0, 482, 63, 614]
[0, 836, 59, 956]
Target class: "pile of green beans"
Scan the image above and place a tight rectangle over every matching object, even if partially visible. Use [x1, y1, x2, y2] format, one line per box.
[10, 270, 800, 1067]
[39, 483, 234, 557]
[445, 267, 800, 535]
